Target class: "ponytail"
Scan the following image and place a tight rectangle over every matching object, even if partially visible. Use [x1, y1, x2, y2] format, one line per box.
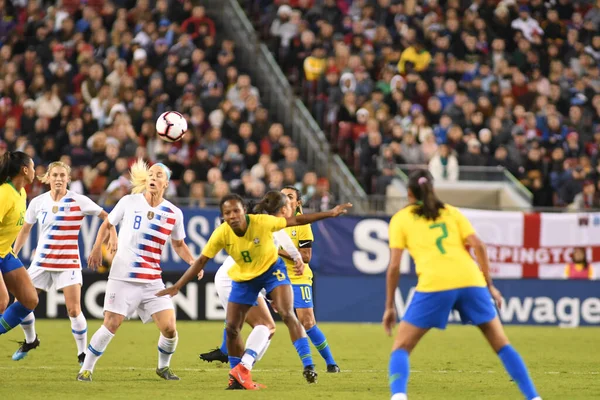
[130, 158, 149, 194]
[408, 169, 444, 220]
[255, 190, 287, 215]
[0, 151, 32, 184]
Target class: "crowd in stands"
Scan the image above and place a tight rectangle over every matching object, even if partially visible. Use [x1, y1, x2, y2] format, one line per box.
[0, 0, 332, 210]
[245, 0, 600, 209]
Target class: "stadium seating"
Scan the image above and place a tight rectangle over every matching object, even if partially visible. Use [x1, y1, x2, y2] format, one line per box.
[240, 0, 600, 209]
[0, 1, 331, 209]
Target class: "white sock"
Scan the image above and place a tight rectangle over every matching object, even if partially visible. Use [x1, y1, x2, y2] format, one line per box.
[157, 333, 178, 369]
[80, 325, 114, 373]
[240, 325, 270, 371]
[256, 339, 271, 362]
[391, 394, 408, 400]
[70, 313, 87, 355]
[21, 312, 36, 343]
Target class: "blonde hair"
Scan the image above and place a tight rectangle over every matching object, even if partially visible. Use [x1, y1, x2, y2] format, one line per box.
[38, 161, 72, 184]
[130, 158, 150, 194]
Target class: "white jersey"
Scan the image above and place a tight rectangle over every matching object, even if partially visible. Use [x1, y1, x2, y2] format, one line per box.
[26, 190, 102, 271]
[108, 193, 185, 283]
[217, 229, 301, 276]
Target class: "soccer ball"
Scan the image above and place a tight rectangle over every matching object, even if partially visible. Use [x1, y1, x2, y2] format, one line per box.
[156, 111, 188, 142]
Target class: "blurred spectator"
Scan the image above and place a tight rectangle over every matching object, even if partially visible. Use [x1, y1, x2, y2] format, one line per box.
[429, 144, 459, 182]
[564, 247, 595, 280]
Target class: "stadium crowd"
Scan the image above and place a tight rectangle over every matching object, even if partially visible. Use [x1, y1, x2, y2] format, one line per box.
[0, 0, 333, 210]
[246, 0, 600, 209]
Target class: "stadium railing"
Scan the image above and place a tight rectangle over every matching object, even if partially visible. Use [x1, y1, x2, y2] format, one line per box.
[201, 0, 369, 214]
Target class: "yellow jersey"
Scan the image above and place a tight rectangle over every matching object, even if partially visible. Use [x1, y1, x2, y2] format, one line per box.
[202, 214, 287, 282]
[283, 222, 314, 285]
[389, 204, 486, 292]
[303, 56, 326, 81]
[0, 182, 27, 257]
[397, 47, 432, 74]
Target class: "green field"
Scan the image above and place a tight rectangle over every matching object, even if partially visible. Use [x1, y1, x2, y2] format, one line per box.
[0, 320, 598, 399]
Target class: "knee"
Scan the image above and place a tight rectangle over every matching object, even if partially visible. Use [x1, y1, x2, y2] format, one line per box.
[299, 314, 316, 331]
[20, 291, 39, 310]
[161, 323, 177, 339]
[225, 322, 241, 339]
[67, 305, 82, 318]
[0, 298, 8, 314]
[279, 308, 297, 324]
[392, 338, 417, 354]
[103, 315, 122, 334]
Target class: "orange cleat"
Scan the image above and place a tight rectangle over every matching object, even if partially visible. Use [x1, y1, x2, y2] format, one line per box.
[229, 364, 259, 390]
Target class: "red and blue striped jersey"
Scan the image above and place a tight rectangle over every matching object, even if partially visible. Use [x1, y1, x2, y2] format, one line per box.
[26, 191, 103, 271]
[107, 194, 185, 283]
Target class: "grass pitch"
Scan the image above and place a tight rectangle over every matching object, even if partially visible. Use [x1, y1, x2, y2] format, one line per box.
[0, 320, 598, 399]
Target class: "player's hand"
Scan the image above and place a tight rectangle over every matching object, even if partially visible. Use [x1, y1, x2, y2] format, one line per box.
[156, 286, 179, 297]
[489, 285, 503, 309]
[197, 270, 205, 280]
[87, 246, 102, 271]
[293, 258, 304, 276]
[330, 203, 353, 217]
[382, 307, 397, 336]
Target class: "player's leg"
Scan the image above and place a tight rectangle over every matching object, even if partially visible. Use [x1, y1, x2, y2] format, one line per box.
[0, 271, 8, 314]
[294, 283, 339, 372]
[78, 279, 133, 381]
[200, 270, 232, 363]
[151, 309, 180, 380]
[389, 290, 458, 400]
[11, 267, 46, 360]
[459, 288, 541, 400]
[0, 258, 38, 335]
[270, 282, 318, 383]
[245, 295, 276, 363]
[61, 270, 87, 364]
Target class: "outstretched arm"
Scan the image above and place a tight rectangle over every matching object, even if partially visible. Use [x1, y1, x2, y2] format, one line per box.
[465, 234, 502, 308]
[383, 248, 403, 336]
[156, 255, 211, 297]
[171, 239, 196, 265]
[285, 203, 352, 227]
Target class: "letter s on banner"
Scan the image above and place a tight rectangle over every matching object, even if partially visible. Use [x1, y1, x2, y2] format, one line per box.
[352, 219, 389, 274]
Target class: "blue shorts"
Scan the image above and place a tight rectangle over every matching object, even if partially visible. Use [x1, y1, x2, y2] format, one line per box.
[403, 287, 497, 330]
[0, 253, 24, 274]
[293, 284, 314, 309]
[229, 258, 291, 306]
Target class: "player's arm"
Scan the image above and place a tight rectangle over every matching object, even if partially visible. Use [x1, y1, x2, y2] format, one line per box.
[274, 230, 304, 275]
[464, 234, 502, 308]
[284, 203, 352, 227]
[98, 210, 117, 245]
[171, 239, 195, 265]
[13, 223, 34, 255]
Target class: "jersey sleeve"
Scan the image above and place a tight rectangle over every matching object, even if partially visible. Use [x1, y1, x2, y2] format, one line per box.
[24, 197, 38, 225]
[274, 230, 301, 261]
[270, 215, 287, 232]
[76, 194, 103, 216]
[388, 212, 406, 249]
[202, 225, 225, 259]
[107, 196, 128, 226]
[171, 207, 186, 241]
[453, 207, 476, 240]
[298, 223, 314, 246]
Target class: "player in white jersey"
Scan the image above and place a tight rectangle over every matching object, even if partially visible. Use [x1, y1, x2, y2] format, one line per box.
[200, 199, 304, 367]
[10, 161, 113, 364]
[77, 159, 196, 382]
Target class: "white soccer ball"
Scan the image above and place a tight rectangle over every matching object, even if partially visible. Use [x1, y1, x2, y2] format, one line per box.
[156, 111, 188, 142]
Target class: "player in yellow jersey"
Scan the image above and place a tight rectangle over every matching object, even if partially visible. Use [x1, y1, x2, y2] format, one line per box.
[280, 186, 339, 373]
[158, 192, 351, 390]
[382, 170, 541, 400]
[0, 151, 39, 335]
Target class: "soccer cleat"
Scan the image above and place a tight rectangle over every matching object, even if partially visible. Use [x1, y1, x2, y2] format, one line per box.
[229, 364, 259, 390]
[78, 352, 86, 366]
[77, 371, 92, 382]
[303, 365, 318, 384]
[199, 347, 228, 363]
[225, 377, 244, 390]
[327, 364, 341, 373]
[12, 335, 40, 361]
[156, 367, 180, 380]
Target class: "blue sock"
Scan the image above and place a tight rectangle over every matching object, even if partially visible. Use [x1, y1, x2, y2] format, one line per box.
[498, 345, 539, 400]
[306, 325, 336, 365]
[293, 337, 314, 368]
[0, 302, 33, 334]
[229, 356, 241, 369]
[389, 349, 410, 396]
[219, 326, 228, 355]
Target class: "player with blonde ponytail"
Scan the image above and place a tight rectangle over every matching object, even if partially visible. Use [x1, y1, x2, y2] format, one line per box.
[11, 160, 114, 364]
[79, 159, 196, 382]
